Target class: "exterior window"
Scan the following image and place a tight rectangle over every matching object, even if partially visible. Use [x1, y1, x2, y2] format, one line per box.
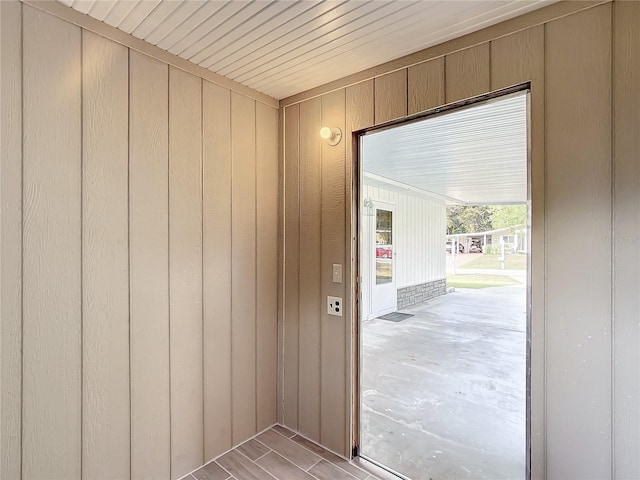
[501, 235, 515, 244]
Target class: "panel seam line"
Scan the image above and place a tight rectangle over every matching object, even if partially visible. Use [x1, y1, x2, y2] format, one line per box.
[609, 5, 615, 478]
[167, 64, 172, 479]
[229, 90, 234, 448]
[19, 2, 25, 477]
[319, 99, 324, 444]
[127, 45, 132, 480]
[542, 22, 548, 480]
[79, 26, 85, 480]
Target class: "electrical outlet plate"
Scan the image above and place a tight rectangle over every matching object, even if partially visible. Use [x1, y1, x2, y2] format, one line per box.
[327, 296, 343, 316]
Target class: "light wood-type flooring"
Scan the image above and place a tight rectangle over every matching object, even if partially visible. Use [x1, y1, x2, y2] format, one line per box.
[185, 425, 383, 480]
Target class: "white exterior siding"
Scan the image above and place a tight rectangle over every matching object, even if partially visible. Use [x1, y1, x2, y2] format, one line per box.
[361, 182, 446, 320]
[395, 192, 447, 288]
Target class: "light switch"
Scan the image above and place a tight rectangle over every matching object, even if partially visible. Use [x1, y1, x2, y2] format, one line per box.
[332, 264, 343, 283]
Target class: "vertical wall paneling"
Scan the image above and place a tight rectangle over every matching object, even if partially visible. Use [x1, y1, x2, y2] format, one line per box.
[613, 1, 640, 477]
[169, 67, 204, 479]
[12, 0, 638, 475]
[0, 1, 22, 478]
[345, 79, 374, 452]
[5, 4, 280, 475]
[231, 92, 257, 445]
[320, 89, 347, 454]
[490, 25, 544, 479]
[408, 57, 445, 115]
[82, 30, 130, 480]
[129, 50, 170, 479]
[374, 70, 407, 124]
[256, 101, 279, 432]
[202, 81, 233, 460]
[298, 97, 322, 441]
[545, 5, 612, 478]
[445, 43, 490, 103]
[22, 6, 82, 478]
[281, 1, 637, 473]
[283, 104, 300, 430]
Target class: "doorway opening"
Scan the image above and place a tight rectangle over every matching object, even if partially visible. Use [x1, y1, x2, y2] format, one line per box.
[356, 90, 531, 480]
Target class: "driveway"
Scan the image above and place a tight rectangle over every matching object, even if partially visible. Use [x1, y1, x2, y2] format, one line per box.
[360, 284, 526, 480]
[446, 252, 483, 268]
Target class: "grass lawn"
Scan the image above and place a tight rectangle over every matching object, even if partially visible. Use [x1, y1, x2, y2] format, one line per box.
[446, 274, 522, 289]
[462, 254, 527, 270]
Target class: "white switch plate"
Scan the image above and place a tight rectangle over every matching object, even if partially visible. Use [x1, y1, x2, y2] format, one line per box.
[332, 264, 343, 283]
[327, 296, 343, 316]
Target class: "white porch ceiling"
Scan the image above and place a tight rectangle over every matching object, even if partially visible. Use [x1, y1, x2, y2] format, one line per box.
[361, 92, 528, 205]
[56, 0, 555, 99]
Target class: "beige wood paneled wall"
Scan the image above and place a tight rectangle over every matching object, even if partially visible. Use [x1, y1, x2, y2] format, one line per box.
[612, 2, 640, 477]
[82, 30, 130, 480]
[545, 7, 612, 477]
[0, 3, 278, 479]
[1, 1, 23, 479]
[280, 1, 640, 478]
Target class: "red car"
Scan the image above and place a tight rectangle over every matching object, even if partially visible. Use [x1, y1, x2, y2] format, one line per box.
[376, 246, 393, 258]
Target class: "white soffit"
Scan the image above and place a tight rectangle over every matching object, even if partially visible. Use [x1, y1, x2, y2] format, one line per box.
[361, 92, 528, 205]
[56, 0, 555, 99]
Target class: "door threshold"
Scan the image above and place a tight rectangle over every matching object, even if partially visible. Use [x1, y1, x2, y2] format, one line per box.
[355, 455, 412, 480]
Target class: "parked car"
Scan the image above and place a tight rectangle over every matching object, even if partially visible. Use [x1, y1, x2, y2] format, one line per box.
[376, 246, 393, 258]
[445, 241, 464, 253]
[469, 243, 482, 253]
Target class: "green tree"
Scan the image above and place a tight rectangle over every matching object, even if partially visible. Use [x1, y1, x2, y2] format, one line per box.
[491, 205, 526, 230]
[446, 205, 494, 234]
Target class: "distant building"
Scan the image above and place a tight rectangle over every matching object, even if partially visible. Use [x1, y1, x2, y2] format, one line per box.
[446, 226, 527, 254]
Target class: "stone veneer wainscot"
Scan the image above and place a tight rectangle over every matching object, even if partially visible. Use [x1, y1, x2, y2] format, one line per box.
[397, 279, 447, 309]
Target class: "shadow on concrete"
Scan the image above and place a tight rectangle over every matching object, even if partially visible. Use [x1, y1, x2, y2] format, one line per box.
[360, 284, 526, 480]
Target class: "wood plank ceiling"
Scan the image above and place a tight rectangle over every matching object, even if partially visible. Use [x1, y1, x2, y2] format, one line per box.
[57, 0, 555, 99]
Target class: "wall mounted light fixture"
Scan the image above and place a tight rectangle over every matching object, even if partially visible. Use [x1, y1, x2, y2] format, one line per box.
[320, 126, 342, 146]
[363, 197, 375, 216]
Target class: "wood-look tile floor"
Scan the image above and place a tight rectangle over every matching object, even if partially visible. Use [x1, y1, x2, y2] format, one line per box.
[186, 425, 382, 480]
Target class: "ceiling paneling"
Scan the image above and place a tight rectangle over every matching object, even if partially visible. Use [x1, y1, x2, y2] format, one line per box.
[58, 0, 555, 99]
[362, 92, 528, 205]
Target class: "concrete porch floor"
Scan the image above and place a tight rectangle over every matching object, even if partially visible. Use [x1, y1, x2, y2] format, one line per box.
[360, 285, 526, 480]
